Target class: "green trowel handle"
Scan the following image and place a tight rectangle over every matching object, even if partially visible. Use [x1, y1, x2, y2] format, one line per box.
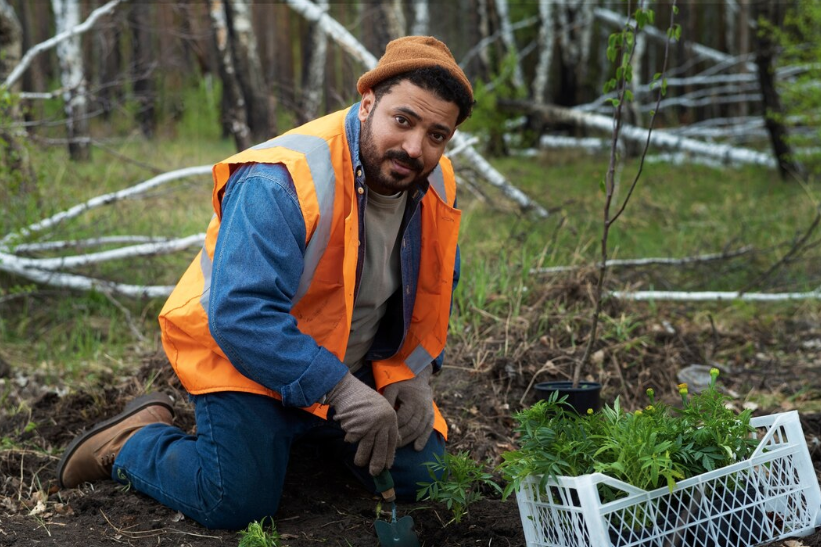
[374, 469, 396, 502]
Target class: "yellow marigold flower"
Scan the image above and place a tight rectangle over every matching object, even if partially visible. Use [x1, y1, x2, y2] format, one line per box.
[645, 405, 654, 412]
[587, 408, 594, 415]
[710, 368, 720, 378]
[635, 409, 643, 416]
[678, 383, 688, 395]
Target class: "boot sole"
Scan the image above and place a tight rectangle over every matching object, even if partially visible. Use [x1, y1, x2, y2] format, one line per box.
[56, 392, 175, 488]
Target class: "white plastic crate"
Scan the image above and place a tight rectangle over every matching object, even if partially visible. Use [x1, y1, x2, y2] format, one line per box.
[515, 411, 821, 547]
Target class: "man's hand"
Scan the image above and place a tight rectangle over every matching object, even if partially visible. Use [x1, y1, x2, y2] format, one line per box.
[326, 372, 398, 476]
[382, 364, 434, 451]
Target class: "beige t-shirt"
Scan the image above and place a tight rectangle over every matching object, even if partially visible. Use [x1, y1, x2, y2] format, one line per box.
[343, 189, 407, 371]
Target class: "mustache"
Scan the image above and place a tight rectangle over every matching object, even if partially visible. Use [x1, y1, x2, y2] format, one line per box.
[384, 150, 423, 172]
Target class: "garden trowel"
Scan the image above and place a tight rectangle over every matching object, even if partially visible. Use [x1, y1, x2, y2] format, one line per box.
[373, 470, 420, 547]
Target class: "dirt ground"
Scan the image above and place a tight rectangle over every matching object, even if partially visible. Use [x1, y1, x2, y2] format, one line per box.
[3, 297, 821, 546]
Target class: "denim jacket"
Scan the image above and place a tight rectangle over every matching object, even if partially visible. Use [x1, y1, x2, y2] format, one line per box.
[208, 105, 460, 408]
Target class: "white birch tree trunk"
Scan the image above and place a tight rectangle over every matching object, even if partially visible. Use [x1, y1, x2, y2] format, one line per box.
[629, 32, 646, 127]
[411, 0, 429, 36]
[228, 0, 273, 142]
[209, 0, 252, 150]
[578, 0, 596, 85]
[51, 0, 90, 161]
[477, 0, 492, 72]
[532, 0, 554, 105]
[494, 0, 524, 88]
[301, 0, 328, 122]
[382, 0, 405, 39]
[558, 0, 579, 71]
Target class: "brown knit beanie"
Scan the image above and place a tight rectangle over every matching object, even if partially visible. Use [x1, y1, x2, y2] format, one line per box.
[357, 36, 473, 102]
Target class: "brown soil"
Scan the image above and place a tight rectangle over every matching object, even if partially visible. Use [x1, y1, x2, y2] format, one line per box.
[3, 297, 821, 546]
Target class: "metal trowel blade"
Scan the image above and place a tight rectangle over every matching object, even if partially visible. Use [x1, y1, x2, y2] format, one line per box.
[374, 515, 420, 547]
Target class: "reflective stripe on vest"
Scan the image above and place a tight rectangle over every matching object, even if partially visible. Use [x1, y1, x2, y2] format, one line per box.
[199, 135, 338, 308]
[251, 134, 336, 303]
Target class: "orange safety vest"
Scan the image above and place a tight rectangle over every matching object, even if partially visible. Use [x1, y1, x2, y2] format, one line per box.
[159, 107, 460, 439]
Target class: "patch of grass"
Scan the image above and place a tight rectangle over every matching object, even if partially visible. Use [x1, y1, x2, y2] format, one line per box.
[0, 288, 140, 381]
[238, 517, 280, 547]
[471, 152, 819, 286]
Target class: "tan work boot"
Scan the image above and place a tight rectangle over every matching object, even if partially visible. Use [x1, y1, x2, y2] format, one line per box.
[57, 392, 175, 488]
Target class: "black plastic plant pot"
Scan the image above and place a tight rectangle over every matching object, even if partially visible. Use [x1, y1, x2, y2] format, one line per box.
[534, 381, 603, 414]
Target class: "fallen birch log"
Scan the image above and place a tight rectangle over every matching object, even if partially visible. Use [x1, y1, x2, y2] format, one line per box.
[531, 246, 754, 274]
[1, 165, 212, 246]
[7, 234, 205, 270]
[609, 289, 821, 302]
[0, 166, 212, 297]
[502, 99, 776, 168]
[0, 249, 175, 298]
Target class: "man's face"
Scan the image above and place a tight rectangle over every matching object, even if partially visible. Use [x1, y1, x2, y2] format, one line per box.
[358, 80, 459, 195]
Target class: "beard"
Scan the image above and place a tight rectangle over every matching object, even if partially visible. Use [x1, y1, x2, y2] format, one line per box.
[360, 115, 434, 194]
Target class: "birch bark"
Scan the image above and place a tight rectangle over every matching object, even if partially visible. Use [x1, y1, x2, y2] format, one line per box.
[494, 0, 524, 88]
[629, 32, 646, 128]
[504, 99, 777, 168]
[228, 0, 274, 142]
[531, 0, 553, 105]
[51, 0, 91, 161]
[411, 0, 429, 36]
[300, 0, 328, 123]
[209, 0, 252, 150]
[382, 0, 405, 40]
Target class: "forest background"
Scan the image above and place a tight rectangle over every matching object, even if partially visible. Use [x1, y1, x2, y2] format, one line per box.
[2, 1, 821, 545]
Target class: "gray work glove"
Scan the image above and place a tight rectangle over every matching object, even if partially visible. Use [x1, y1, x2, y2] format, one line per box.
[327, 372, 398, 476]
[382, 364, 434, 451]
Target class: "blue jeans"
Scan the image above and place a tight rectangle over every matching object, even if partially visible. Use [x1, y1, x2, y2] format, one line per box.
[112, 370, 444, 530]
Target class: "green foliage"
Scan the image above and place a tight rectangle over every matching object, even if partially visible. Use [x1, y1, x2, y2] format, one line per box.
[175, 76, 224, 143]
[498, 369, 758, 502]
[238, 517, 280, 547]
[417, 451, 501, 524]
[460, 52, 527, 155]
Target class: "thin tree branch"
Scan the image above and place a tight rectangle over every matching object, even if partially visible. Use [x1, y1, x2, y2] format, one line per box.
[530, 246, 755, 275]
[2, 0, 127, 89]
